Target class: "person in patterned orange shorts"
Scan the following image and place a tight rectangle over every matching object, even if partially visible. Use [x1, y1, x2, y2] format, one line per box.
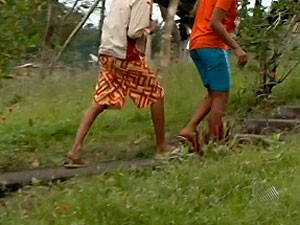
[64, 0, 175, 168]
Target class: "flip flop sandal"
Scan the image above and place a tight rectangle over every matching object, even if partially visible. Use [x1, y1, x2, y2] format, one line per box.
[154, 147, 183, 161]
[63, 156, 87, 169]
[154, 153, 171, 161]
[168, 149, 201, 161]
[167, 148, 186, 160]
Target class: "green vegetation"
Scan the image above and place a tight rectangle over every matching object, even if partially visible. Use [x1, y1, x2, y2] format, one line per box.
[0, 0, 45, 76]
[0, 0, 98, 78]
[1, 134, 300, 224]
[1, 30, 300, 220]
[1, 62, 300, 172]
[1, 0, 300, 224]
[0, 62, 200, 171]
[238, 0, 300, 95]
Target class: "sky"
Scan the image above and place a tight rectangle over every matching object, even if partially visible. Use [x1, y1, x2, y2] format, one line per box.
[60, 0, 274, 26]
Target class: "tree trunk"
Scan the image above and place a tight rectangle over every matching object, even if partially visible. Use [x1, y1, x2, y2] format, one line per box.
[159, 5, 181, 60]
[41, 0, 56, 77]
[98, 0, 106, 47]
[156, 0, 180, 86]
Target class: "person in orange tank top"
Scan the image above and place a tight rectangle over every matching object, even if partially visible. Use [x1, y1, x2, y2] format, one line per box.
[179, 0, 248, 154]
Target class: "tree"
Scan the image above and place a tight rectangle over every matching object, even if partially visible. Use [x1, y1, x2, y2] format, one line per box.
[41, 0, 57, 77]
[50, 0, 102, 74]
[0, 0, 46, 80]
[156, 0, 180, 86]
[238, 0, 300, 96]
[98, 0, 106, 46]
[41, 0, 83, 72]
[155, 0, 195, 60]
[0, 0, 90, 81]
[63, 24, 99, 66]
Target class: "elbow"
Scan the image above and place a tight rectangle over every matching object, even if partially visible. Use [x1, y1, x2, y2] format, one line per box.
[128, 30, 142, 39]
[128, 32, 137, 39]
[210, 20, 219, 31]
[210, 16, 223, 31]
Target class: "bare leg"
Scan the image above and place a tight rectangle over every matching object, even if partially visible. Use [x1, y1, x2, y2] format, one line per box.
[180, 94, 212, 137]
[208, 91, 229, 141]
[68, 104, 105, 158]
[150, 97, 174, 153]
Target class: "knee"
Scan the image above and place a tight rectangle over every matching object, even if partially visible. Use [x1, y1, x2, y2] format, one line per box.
[90, 104, 106, 115]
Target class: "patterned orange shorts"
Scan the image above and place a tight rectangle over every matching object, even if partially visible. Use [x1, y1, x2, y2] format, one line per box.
[93, 55, 164, 109]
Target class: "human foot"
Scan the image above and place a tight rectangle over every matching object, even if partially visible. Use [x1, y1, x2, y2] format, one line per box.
[64, 145, 86, 168]
[63, 155, 87, 169]
[155, 143, 183, 160]
[67, 144, 82, 159]
[178, 128, 201, 153]
[156, 143, 177, 154]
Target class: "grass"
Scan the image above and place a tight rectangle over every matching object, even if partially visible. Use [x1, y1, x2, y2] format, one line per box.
[0, 61, 235, 171]
[1, 134, 300, 224]
[1, 61, 300, 224]
[0, 60, 299, 171]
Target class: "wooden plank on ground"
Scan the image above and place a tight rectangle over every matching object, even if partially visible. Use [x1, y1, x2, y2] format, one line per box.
[245, 119, 299, 134]
[275, 106, 300, 119]
[0, 159, 161, 189]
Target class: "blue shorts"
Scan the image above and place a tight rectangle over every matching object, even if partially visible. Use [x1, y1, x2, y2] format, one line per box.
[190, 48, 231, 92]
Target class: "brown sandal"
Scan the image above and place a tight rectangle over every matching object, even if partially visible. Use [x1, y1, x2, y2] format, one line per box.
[63, 156, 87, 169]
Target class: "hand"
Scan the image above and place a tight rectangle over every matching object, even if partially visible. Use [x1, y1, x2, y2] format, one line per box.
[233, 47, 248, 66]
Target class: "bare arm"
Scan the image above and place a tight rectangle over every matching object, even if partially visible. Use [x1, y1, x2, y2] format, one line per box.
[191, 0, 200, 16]
[210, 8, 239, 50]
[211, 7, 247, 65]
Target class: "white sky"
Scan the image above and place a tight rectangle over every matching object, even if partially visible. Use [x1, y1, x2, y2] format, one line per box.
[61, 0, 274, 26]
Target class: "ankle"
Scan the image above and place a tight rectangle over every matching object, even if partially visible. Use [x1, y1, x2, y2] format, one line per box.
[189, 122, 198, 131]
[181, 124, 197, 134]
[68, 144, 82, 158]
[156, 142, 165, 151]
[156, 142, 171, 153]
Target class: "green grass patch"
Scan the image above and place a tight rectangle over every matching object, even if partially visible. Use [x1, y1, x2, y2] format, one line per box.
[1, 134, 300, 224]
[1, 61, 300, 224]
[0, 62, 299, 171]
